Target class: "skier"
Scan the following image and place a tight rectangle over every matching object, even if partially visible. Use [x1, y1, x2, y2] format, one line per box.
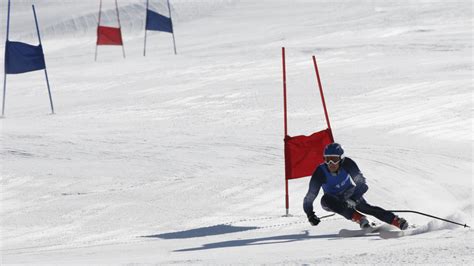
[303, 143, 408, 230]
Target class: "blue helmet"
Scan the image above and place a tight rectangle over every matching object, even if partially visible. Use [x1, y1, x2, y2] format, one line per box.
[324, 143, 344, 158]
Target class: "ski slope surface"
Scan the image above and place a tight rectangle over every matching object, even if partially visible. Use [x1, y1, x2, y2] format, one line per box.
[0, 0, 472, 264]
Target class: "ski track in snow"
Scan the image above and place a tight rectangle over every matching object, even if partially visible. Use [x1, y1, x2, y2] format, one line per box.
[0, 0, 472, 264]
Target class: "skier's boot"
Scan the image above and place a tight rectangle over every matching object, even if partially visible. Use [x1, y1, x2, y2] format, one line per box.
[352, 211, 371, 229]
[391, 216, 408, 230]
[359, 216, 371, 229]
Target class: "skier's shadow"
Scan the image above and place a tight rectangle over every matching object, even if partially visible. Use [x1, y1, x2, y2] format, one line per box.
[142, 224, 260, 239]
[173, 230, 340, 252]
[142, 223, 353, 252]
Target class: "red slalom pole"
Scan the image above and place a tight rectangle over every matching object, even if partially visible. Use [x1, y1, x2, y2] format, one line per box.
[283, 48, 288, 137]
[282, 47, 290, 216]
[312, 55, 334, 142]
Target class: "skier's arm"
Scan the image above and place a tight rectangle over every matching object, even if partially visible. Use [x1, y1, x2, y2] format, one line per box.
[342, 158, 368, 201]
[303, 167, 324, 216]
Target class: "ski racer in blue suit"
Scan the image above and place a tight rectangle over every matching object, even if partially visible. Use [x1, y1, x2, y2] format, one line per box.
[303, 143, 408, 230]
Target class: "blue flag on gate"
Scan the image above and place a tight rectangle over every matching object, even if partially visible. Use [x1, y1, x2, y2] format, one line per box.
[5, 41, 46, 74]
[146, 9, 173, 33]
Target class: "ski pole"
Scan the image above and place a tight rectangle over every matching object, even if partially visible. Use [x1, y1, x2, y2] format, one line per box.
[387, 210, 470, 228]
[319, 213, 336, 219]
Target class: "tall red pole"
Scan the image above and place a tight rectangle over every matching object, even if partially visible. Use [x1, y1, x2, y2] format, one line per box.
[282, 47, 290, 216]
[312, 55, 334, 142]
[283, 48, 288, 136]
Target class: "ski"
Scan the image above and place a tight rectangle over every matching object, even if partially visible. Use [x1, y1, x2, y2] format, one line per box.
[338, 223, 392, 237]
[379, 226, 421, 239]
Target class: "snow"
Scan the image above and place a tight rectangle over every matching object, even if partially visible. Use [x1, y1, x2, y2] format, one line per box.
[0, 0, 472, 264]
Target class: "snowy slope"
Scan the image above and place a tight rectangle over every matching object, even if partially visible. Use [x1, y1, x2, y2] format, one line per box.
[1, 0, 472, 264]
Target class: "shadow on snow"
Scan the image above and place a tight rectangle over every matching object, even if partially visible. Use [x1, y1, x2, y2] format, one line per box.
[173, 231, 342, 252]
[142, 224, 260, 239]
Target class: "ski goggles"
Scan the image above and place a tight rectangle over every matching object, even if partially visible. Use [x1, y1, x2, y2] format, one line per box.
[324, 155, 341, 165]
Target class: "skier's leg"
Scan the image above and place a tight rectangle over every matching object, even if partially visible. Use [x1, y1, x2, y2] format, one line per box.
[356, 199, 396, 224]
[356, 199, 409, 229]
[321, 194, 359, 220]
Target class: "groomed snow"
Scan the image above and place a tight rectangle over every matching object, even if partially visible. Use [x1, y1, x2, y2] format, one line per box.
[1, 0, 472, 264]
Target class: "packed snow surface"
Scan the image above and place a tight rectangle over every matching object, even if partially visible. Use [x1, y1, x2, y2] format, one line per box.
[1, 0, 472, 264]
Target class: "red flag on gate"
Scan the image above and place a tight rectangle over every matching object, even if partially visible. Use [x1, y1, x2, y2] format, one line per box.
[97, 26, 123, 45]
[284, 128, 333, 179]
